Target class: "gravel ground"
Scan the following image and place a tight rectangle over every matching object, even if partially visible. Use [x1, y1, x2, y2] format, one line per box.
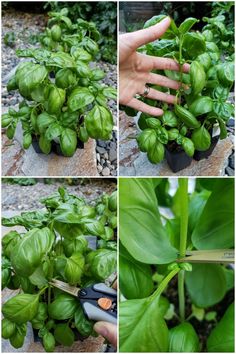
[2, 8, 117, 176]
[2, 179, 117, 211]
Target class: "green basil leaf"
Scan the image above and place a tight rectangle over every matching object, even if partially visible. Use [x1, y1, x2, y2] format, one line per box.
[54, 323, 74, 346]
[55, 68, 77, 89]
[86, 249, 116, 281]
[119, 243, 153, 299]
[120, 296, 169, 352]
[178, 17, 198, 34]
[43, 332, 55, 352]
[182, 32, 206, 59]
[64, 252, 85, 285]
[2, 293, 39, 324]
[11, 227, 54, 276]
[84, 219, 105, 236]
[185, 264, 226, 308]
[90, 68, 105, 81]
[2, 318, 16, 339]
[18, 64, 48, 99]
[29, 266, 48, 288]
[48, 294, 78, 320]
[169, 322, 200, 352]
[60, 128, 77, 157]
[9, 324, 27, 349]
[45, 122, 62, 141]
[207, 303, 234, 352]
[85, 105, 113, 140]
[47, 52, 76, 68]
[47, 86, 66, 114]
[192, 179, 234, 249]
[76, 60, 91, 78]
[74, 306, 93, 337]
[182, 137, 195, 157]
[191, 126, 211, 151]
[63, 236, 88, 257]
[2, 231, 21, 258]
[120, 178, 177, 264]
[162, 111, 178, 127]
[102, 87, 117, 100]
[68, 87, 94, 111]
[137, 129, 157, 152]
[37, 113, 56, 134]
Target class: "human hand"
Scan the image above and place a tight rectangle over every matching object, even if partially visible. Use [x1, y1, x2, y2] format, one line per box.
[94, 321, 117, 347]
[93, 280, 117, 348]
[119, 17, 190, 116]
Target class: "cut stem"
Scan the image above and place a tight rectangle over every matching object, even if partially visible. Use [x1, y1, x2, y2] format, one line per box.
[178, 270, 185, 322]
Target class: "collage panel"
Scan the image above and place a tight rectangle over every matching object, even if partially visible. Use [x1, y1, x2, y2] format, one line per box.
[2, 1, 117, 177]
[119, 1, 234, 177]
[119, 177, 234, 352]
[2, 177, 117, 352]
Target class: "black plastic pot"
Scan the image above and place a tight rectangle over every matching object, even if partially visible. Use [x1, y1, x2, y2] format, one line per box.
[31, 136, 84, 156]
[165, 146, 192, 173]
[193, 135, 219, 161]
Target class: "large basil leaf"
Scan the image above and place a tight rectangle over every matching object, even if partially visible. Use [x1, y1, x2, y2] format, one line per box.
[191, 126, 211, 151]
[192, 179, 234, 249]
[74, 306, 93, 337]
[169, 322, 200, 352]
[85, 105, 113, 140]
[54, 323, 74, 346]
[185, 264, 226, 308]
[63, 236, 88, 257]
[11, 227, 54, 276]
[120, 296, 169, 352]
[120, 178, 177, 264]
[47, 86, 66, 114]
[47, 52, 76, 68]
[119, 243, 153, 299]
[60, 128, 77, 157]
[37, 112, 56, 134]
[207, 302, 234, 352]
[64, 252, 85, 285]
[86, 249, 116, 281]
[18, 63, 48, 99]
[2, 293, 39, 324]
[9, 324, 27, 349]
[2, 231, 21, 258]
[68, 87, 94, 111]
[2, 318, 16, 339]
[188, 190, 210, 236]
[48, 294, 78, 320]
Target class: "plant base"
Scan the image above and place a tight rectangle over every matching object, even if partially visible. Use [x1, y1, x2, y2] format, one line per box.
[165, 146, 192, 173]
[193, 135, 219, 161]
[31, 136, 84, 156]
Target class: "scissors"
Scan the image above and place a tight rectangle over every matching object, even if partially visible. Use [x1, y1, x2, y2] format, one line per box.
[177, 249, 235, 264]
[49, 279, 117, 325]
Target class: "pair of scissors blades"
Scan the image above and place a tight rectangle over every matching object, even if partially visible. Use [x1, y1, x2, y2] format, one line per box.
[177, 249, 235, 264]
[49, 279, 117, 325]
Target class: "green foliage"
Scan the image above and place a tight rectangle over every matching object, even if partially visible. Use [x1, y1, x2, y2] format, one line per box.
[2, 9, 117, 155]
[120, 12, 234, 165]
[119, 177, 234, 352]
[2, 186, 117, 351]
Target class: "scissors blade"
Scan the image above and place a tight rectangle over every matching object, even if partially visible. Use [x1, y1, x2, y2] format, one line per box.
[49, 278, 80, 297]
[177, 249, 234, 264]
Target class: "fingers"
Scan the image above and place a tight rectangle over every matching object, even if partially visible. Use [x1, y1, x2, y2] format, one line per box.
[147, 73, 181, 90]
[143, 55, 190, 73]
[94, 321, 117, 348]
[127, 17, 171, 50]
[147, 88, 177, 104]
[127, 98, 164, 116]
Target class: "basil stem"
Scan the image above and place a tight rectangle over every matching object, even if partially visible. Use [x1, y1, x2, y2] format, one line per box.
[178, 177, 189, 322]
[149, 267, 180, 302]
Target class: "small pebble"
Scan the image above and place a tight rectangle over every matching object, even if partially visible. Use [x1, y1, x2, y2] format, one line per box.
[97, 164, 103, 172]
[225, 166, 234, 176]
[102, 167, 110, 176]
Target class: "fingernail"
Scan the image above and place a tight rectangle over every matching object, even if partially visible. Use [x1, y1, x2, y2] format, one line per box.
[94, 323, 108, 337]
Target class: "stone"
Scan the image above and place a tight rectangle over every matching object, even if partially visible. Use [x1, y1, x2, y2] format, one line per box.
[109, 148, 117, 163]
[227, 118, 235, 127]
[2, 125, 98, 176]
[102, 167, 110, 176]
[229, 154, 235, 169]
[97, 164, 103, 172]
[225, 166, 234, 176]
[97, 139, 107, 148]
[101, 158, 105, 166]
[104, 152, 109, 160]
[96, 146, 106, 155]
[96, 153, 100, 163]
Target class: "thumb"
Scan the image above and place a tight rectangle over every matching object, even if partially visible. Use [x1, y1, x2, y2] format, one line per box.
[94, 321, 117, 347]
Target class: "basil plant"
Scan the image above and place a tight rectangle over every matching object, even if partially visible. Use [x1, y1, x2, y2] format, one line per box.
[121, 15, 234, 164]
[2, 11, 116, 157]
[2, 187, 117, 351]
[119, 178, 234, 352]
